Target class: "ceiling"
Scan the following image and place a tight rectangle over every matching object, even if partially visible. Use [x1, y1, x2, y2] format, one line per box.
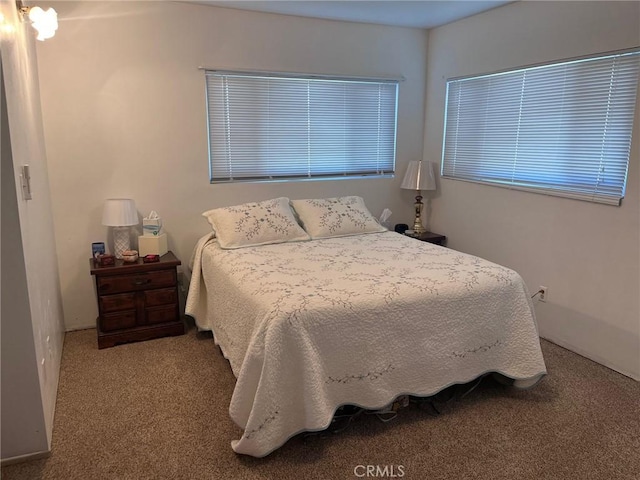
[189, 1, 514, 29]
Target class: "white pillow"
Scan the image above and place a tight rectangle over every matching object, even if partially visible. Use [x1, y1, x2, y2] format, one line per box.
[202, 197, 310, 249]
[291, 196, 387, 239]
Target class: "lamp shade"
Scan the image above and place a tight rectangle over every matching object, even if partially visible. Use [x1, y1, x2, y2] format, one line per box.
[401, 161, 436, 191]
[102, 199, 138, 226]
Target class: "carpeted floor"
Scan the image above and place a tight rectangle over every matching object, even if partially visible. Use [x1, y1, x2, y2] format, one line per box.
[2, 320, 639, 480]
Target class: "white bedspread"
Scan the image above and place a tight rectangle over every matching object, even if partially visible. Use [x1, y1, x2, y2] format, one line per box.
[186, 232, 546, 457]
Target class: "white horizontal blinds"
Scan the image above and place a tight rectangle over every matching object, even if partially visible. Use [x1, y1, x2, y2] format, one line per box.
[206, 71, 398, 182]
[206, 75, 309, 179]
[442, 50, 640, 205]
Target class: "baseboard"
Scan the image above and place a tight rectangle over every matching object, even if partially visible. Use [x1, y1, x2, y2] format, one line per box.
[540, 335, 640, 381]
[65, 326, 95, 332]
[1, 449, 50, 466]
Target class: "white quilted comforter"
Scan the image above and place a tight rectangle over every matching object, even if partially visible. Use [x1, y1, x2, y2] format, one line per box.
[186, 231, 546, 457]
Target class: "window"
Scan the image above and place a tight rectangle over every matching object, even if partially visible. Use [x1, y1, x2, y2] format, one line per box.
[205, 70, 399, 183]
[442, 49, 640, 205]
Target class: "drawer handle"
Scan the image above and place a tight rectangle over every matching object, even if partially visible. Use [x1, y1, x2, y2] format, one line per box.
[134, 278, 151, 286]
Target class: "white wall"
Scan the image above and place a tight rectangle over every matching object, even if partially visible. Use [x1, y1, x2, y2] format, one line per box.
[0, 0, 66, 460]
[35, 1, 428, 331]
[425, 1, 640, 379]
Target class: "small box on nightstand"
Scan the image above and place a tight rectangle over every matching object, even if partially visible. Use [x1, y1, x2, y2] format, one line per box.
[138, 233, 168, 256]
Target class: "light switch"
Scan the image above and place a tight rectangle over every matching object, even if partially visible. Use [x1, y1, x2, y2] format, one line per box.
[20, 165, 32, 200]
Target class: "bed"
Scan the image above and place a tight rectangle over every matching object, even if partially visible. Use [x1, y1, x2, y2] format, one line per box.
[185, 196, 547, 457]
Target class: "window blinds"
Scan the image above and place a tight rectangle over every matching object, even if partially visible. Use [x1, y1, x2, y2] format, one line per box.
[442, 50, 640, 205]
[205, 71, 399, 183]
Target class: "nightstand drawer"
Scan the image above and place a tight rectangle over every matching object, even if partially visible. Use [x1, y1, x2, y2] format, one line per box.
[100, 310, 137, 332]
[96, 269, 176, 294]
[99, 293, 136, 313]
[144, 287, 177, 307]
[144, 305, 178, 325]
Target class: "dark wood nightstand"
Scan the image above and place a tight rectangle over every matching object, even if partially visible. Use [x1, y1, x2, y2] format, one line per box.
[404, 231, 447, 246]
[90, 251, 185, 349]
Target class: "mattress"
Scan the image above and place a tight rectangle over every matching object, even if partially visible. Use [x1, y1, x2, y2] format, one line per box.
[186, 231, 546, 457]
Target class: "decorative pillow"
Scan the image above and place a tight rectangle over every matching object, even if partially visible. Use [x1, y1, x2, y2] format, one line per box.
[291, 196, 387, 239]
[202, 197, 310, 249]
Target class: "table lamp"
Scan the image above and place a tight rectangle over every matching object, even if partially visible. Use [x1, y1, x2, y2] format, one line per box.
[102, 198, 138, 259]
[401, 161, 436, 234]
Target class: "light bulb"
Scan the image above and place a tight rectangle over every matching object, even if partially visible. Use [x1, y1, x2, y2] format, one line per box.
[28, 6, 57, 41]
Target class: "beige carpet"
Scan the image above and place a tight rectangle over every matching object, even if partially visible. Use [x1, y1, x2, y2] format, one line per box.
[3, 320, 639, 480]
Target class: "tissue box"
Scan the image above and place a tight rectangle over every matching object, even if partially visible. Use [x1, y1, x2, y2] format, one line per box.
[142, 218, 162, 237]
[138, 233, 168, 256]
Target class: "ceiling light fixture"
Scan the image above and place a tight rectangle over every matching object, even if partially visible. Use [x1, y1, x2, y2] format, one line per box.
[17, 1, 57, 41]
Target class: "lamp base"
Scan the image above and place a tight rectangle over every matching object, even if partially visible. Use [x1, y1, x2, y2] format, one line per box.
[412, 220, 427, 234]
[113, 226, 131, 259]
[412, 195, 427, 234]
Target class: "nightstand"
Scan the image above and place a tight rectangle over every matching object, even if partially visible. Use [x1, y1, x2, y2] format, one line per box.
[404, 231, 447, 246]
[90, 251, 185, 349]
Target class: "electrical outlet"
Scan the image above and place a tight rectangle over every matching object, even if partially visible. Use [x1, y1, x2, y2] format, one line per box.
[539, 286, 548, 302]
